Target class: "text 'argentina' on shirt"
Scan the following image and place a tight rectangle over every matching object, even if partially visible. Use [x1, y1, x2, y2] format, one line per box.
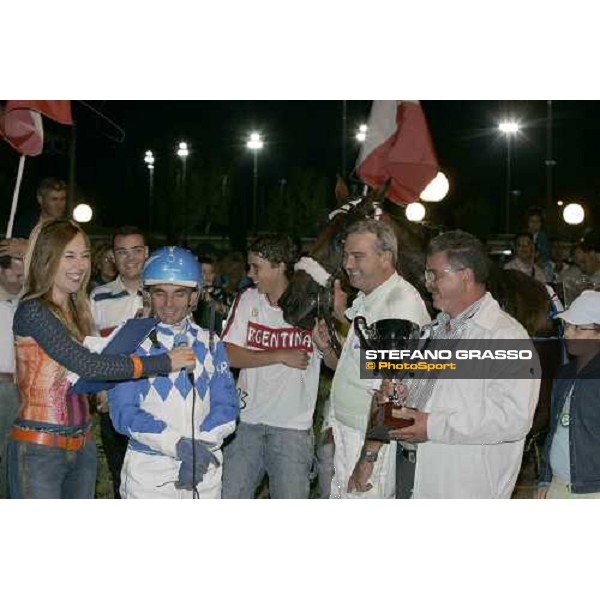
[246, 322, 313, 353]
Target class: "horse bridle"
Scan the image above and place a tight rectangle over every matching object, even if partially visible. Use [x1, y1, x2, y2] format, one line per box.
[291, 193, 383, 358]
[293, 257, 343, 357]
[328, 195, 383, 222]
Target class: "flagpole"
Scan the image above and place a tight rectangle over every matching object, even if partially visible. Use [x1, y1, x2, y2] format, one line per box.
[545, 100, 555, 218]
[6, 154, 26, 239]
[505, 135, 512, 234]
[341, 100, 347, 177]
[68, 121, 77, 215]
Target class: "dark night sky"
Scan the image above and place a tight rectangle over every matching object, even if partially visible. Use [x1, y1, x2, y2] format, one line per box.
[2, 100, 600, 239]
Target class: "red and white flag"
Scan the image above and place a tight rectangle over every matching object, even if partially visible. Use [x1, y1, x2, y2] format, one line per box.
[1, 101, 73, 238]
[0, 104, 44, 156]
[0, 100, 72, 156]
[356, 100, 438, 205]
[7, 100, 73, 125]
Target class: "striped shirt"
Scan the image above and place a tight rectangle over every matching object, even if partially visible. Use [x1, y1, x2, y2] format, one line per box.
[90, 276, 143, 337]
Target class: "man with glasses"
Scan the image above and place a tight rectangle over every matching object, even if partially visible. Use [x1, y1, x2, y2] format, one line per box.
[313, 219, 430, 499]
[536, 290, 600, 498]
[389, 230, 540, 498]
[90, 226, 149, 498]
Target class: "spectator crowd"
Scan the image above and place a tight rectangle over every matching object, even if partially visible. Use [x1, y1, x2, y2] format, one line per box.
[1, 179, 599, 499]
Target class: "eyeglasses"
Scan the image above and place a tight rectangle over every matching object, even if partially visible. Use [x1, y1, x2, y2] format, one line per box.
[424, 267, 466, 283]
[563, 323, 599, 332]
[114, 246, 145, 259]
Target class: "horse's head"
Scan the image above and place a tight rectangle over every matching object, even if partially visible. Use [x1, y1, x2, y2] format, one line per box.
[280, 177, 384, 329]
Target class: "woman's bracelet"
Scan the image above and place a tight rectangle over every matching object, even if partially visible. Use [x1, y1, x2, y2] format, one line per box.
[131, 355, 144, 379]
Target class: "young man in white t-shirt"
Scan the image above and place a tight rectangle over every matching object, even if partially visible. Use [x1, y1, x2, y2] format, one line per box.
[221, 234, 321, 498]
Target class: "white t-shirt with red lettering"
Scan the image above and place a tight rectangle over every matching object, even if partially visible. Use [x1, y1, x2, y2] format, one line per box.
[222, 287, 321, 430]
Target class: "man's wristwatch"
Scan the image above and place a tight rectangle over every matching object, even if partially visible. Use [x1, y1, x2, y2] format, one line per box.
[361, 449, 379, 463]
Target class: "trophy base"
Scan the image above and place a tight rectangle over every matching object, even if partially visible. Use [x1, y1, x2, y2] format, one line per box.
[366, 405, 415, 442]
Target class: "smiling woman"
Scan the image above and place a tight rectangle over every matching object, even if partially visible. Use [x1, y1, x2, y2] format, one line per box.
[6, 220, 196, 499]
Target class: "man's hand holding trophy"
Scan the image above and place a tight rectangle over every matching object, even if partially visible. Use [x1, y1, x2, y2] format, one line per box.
[354, 316, 422, 442]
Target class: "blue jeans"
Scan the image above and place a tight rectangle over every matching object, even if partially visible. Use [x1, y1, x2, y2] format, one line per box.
[222, 422, 314, 499]
[0, 383, 20, 499]
[8, 438, 97, 499]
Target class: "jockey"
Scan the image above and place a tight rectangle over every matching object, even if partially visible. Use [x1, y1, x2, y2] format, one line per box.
[108, 246, 239, 499]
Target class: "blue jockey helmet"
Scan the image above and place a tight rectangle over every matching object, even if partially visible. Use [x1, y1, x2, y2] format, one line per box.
[142, 246, 203, 289]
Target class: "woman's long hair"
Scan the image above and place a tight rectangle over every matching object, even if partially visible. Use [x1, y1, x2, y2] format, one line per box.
[22, 219, 94, 341]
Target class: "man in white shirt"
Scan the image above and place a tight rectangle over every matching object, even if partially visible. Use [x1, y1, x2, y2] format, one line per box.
[89, 226, 149, 498]
[504, 232, 547, 283]
[313, 219, 430, 499]
[391, 231, 541, 498]
[221, 234, 321, 498]
[0, 254, 24, 498]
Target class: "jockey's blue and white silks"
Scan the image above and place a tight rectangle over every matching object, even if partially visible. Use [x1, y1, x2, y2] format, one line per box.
[108, 317, 239, 498]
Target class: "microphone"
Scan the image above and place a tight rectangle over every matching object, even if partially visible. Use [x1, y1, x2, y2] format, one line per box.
[173, 330, 199, 496]
[173, 332, 195, 385]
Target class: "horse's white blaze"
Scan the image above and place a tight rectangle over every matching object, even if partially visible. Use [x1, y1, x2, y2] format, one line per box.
[294, 256, 332, 287]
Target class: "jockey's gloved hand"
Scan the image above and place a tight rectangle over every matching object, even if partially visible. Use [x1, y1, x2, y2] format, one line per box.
[176, 438, 219, 486]
[178, 460, 205, 487]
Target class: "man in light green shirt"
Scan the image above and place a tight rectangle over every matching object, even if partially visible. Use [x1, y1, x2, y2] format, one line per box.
[313, 220, 429, 499]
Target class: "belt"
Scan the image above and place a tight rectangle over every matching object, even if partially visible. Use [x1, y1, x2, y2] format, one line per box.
[401, 448, 417, 464]
[0, 373, 15, 383]
[10, 426, 92, 452]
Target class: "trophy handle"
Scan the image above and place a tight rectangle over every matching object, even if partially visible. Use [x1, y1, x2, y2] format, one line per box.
[354, 316, 375, 351]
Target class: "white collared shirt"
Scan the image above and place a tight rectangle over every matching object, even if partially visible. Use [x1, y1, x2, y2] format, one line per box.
[413, 292, 541, 498]
[504, 257, 547, 284]
[331, 272, 431, 432]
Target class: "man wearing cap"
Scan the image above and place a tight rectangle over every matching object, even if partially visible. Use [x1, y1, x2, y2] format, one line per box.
[107, 247, 239, 499]
[537, 290, 600, 498]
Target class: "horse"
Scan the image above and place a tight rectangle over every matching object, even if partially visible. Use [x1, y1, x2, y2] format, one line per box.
[281, 177, 561, 334]
[279, 177, 562, 482]
[280, 178, 432, 336]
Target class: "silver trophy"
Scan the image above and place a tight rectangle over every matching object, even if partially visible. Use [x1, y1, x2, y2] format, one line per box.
[354, 317, 420, 441]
